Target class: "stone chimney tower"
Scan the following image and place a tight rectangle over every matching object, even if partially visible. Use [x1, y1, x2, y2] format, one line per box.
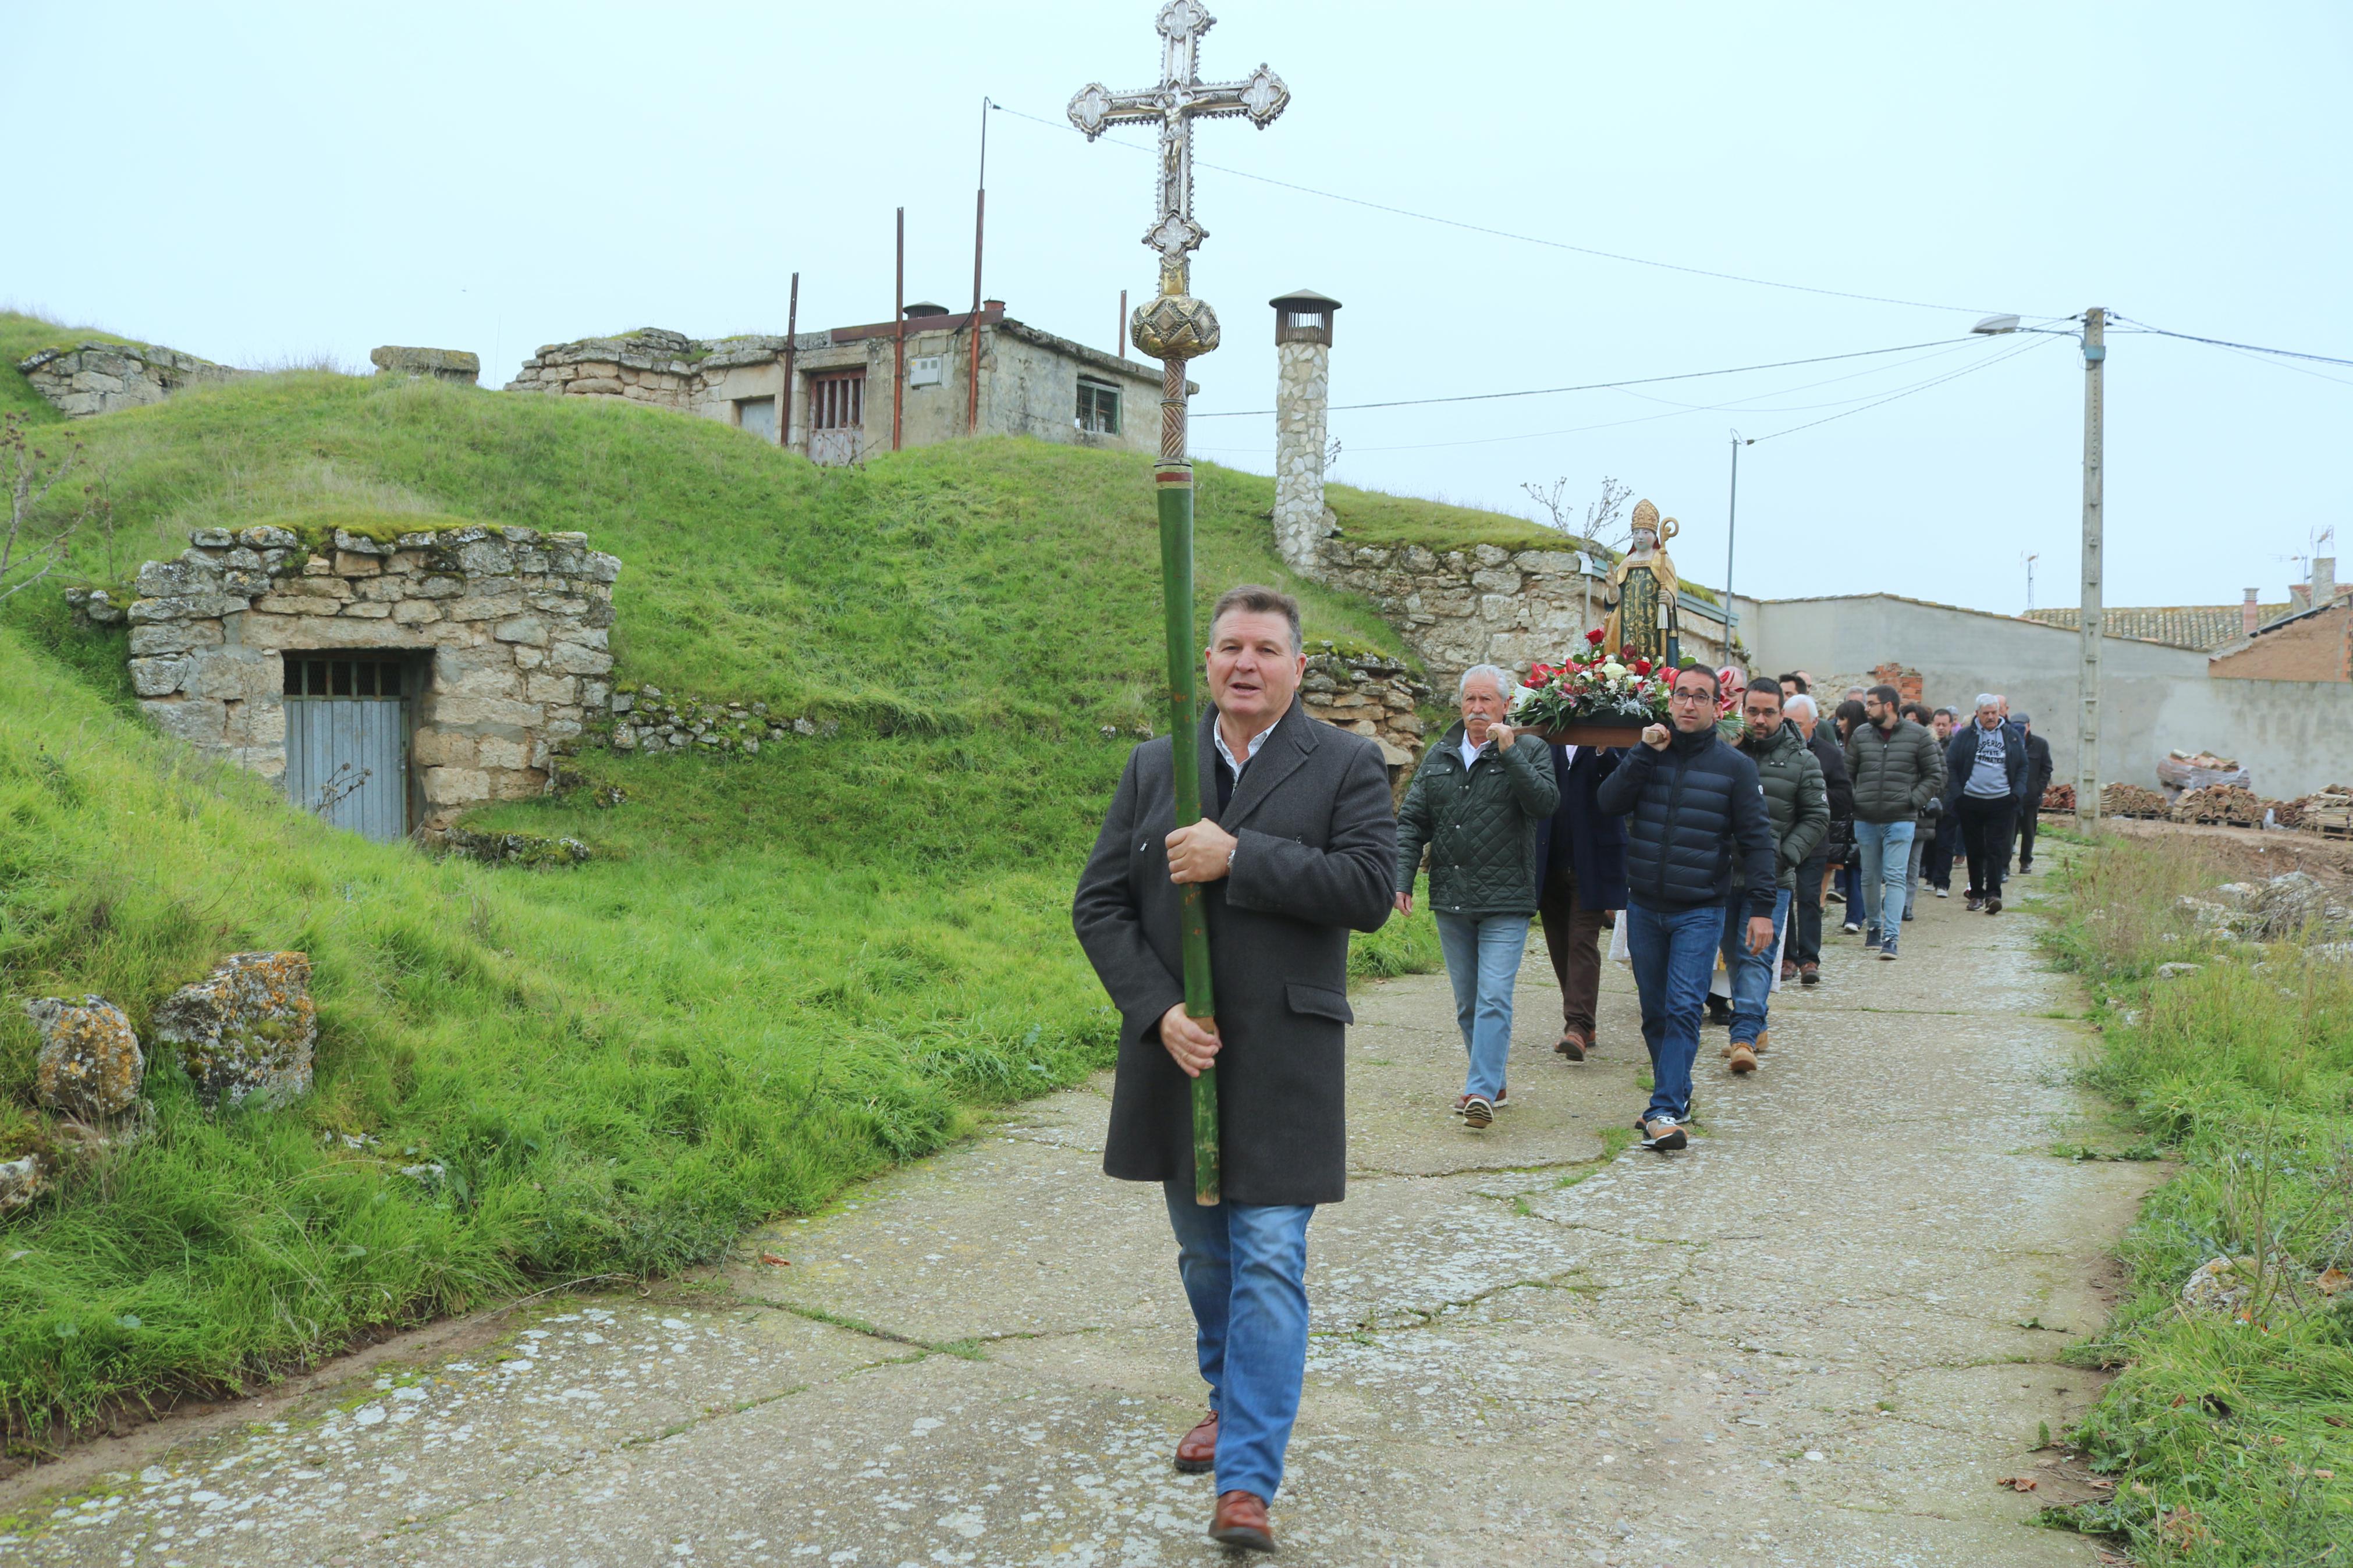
[2315, 556, 2338, 607]
[1269, 289, 1341, 570]
[2242, 588, 2261, 636]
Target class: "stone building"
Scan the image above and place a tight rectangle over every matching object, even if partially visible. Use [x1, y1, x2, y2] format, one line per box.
[503, 302, 1166, 465]
[113, 522, 619, 841]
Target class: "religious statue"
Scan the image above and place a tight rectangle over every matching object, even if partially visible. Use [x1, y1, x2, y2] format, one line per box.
[1600, 499, 1683, 665]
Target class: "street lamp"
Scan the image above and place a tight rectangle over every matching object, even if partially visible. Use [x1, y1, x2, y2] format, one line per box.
[1976, 310, 2104, 823]
[1724, 429, 1755, 664]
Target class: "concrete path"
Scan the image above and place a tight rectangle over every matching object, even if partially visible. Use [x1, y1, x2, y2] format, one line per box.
[9, 870, 2157, 1567]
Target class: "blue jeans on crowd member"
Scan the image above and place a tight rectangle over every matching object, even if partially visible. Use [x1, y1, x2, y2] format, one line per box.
[1435, 912, 1531, 1101]
[1854, 819, 1916, 954]
[1836, 862, 1862, 922]
[1624, 899, 1722, 1126]
[1162, 1183, 1315, 1505]
[1721, 887, 1792, 1047]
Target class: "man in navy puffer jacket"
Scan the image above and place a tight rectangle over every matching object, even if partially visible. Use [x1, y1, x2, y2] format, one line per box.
[1597, 665, 1777, 1150]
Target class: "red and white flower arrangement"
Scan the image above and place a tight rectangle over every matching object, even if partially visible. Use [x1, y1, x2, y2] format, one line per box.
[1511, 629, 1678, 734]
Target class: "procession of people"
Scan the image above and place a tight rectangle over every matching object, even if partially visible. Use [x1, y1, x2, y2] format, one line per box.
[1071, 568, 2049, 1551]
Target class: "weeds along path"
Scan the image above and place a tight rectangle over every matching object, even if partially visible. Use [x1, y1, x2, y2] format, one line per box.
[6, 867, 2152, 1566]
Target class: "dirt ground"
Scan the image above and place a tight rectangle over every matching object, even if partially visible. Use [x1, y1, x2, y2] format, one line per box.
[2098, 814, 2353, 891]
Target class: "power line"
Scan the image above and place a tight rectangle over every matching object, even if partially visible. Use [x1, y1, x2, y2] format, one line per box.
[991, 100, 2019, 318]
[1752, 334, 2056, 442]
[2111, 312, 2353, 368]
[1188, 336, 1991, 419]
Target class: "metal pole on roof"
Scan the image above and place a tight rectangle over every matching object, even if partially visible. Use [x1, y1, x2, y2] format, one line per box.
[968, 99, 988, 436]
[893, 209, 906, 452]
[780, 272, 798, 450]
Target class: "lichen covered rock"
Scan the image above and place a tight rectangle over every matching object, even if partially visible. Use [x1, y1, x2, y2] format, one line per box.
[0, 1154, 48, 1214]
[151, 951, 318, 1111]
[24, 995, 144, 1119]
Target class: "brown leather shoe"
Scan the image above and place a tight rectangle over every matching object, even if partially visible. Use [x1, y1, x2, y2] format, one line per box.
[1555, 1027, 1589, 1061]
[1210, 1490, 1275, 1552]
[1174, 1410, 1217, 1473]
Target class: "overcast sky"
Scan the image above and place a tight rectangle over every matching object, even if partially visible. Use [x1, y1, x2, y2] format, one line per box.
[10, 1, 2348, 613]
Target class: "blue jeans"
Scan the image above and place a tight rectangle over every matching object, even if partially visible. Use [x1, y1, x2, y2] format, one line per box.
[1854, 820, 1916, 954]
[1435, 912, 1530, 1101]
[1162, 1184, 1315, 1503]
[1720, 888, 1791, 1047]
[1624, 899, 1721, 1125]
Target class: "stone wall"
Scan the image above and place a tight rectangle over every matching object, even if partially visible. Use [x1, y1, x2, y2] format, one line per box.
[16, 341, 239, 418]
[127, 524, 619, 830]
[371, 346, 480, 384]
[1304, 539, 1737, 698]
[1270, 340, 1330, 569]
[1297, 647, 1429, 773]
[503, 328, 772, 413]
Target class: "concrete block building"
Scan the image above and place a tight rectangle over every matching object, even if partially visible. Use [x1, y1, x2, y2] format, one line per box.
[504, 303, 1166, 465]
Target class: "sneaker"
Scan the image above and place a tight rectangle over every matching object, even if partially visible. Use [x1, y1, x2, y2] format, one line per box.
[1841, 922, 1861, 936]
[1826, 889, 1846, 905]
[1800, 963, 1820, 986]
[1935, 887, 1950, 899]
[1965, 893, 1983, 912]
[1878, 946, 1899, 961]
[1901, 908, 1915, 921]
[1728, 1043, 1758, 1074]
[1461, 1094, 1493, 1129]
[1985, 897, 2003, 915]
[1863, 931, 1881, 951]
[1454, 1089, 1508, 1112]
[1642, 1118, 1688, 1151]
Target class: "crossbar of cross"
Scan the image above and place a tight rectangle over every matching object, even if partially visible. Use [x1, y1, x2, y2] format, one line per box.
[1067, 0, 1289, 290]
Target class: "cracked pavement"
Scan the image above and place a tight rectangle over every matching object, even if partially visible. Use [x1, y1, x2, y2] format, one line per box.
[5, 868, 2156, 1566]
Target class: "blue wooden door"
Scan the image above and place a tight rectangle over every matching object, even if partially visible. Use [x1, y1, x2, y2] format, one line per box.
[283, 655, 411, 842]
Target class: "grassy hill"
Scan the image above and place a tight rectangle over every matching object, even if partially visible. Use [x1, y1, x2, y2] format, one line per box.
[0, 327, 1442, 1442]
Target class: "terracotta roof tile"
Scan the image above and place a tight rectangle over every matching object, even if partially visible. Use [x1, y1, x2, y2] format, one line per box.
[2018, 603, 2294, 652]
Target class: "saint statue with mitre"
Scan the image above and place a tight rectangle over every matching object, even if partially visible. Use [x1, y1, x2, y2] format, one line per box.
[1599, 498, 1683, 666]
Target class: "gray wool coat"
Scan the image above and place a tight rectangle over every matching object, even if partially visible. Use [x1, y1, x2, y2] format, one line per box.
[1072, 698, 1397, 1207]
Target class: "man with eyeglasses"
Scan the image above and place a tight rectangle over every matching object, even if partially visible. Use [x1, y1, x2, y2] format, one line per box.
[1597, 665, 1777, 1150]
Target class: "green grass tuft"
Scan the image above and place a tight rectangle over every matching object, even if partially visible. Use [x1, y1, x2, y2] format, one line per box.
[2038, 837, 2353, 1562]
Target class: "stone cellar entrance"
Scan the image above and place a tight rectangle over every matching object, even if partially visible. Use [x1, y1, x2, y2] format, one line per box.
[282, 652, 421, 842]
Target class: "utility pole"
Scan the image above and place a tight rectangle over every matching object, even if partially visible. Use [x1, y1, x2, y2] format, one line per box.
[2076, 307, 2106, 826]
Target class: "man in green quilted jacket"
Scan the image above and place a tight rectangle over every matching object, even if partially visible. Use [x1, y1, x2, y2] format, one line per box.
[1393, 665, 1560, 1129]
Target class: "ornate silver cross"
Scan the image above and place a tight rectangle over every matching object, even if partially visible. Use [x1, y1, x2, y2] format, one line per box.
[1069, 0, 1289, 290]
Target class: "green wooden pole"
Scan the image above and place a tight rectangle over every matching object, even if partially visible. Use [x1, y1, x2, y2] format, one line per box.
[1157, 359, 1219, 1207]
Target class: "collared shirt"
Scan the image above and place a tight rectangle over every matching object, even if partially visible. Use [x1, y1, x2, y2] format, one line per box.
[1214, 716, 1277, 780]
[1458, 732, 1483, 771]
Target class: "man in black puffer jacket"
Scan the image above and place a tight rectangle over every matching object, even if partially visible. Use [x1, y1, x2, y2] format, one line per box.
[1597, 665, 1777, 1151]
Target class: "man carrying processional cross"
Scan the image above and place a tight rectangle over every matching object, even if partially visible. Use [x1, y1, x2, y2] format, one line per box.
[1067, 5, 1396, 1556]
